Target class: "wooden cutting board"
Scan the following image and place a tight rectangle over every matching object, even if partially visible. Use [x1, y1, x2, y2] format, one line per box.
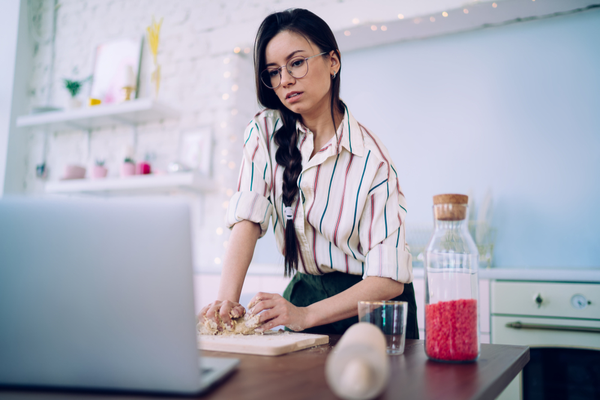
[198, 331, 329, 356]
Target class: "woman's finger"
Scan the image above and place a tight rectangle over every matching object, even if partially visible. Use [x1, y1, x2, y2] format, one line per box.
[254, 307, 279, 325]
[249, 298, 278, 315]
[204, 302, 221, 320]
[230, 304, 246, 319]
[247, 292, 278, 310]
[219, 301, 236, 329]
[198, 304, 210, 320]
[256, 315, 287, 333]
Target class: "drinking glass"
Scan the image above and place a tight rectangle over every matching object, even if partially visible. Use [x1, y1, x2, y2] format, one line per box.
[358, 301, 408, 355]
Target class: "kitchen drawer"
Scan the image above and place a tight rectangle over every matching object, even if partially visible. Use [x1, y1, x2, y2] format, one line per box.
[492, 315, 600, 348]
[491, 281, 600, 319]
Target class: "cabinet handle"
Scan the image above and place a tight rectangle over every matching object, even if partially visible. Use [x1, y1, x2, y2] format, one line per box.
[506, 321, 600, 334]
[534, 293, 543, 308]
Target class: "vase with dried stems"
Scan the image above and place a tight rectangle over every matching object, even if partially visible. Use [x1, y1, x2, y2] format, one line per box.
[147, 16, 163, 99]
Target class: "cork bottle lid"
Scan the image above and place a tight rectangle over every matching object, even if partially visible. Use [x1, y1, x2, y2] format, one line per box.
[433, 194, 468, 205]
[433, 194, 468, 221]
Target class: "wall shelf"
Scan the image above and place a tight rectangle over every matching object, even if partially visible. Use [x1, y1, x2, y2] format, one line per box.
[16, 98, 179, 131]
[335, 0, 600, 53]
[45, 172, 216, 195]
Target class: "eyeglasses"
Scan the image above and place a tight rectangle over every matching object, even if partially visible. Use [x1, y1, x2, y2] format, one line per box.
[260, 52, 328, 89]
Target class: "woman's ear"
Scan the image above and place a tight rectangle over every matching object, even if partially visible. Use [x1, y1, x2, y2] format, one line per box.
[329, 50, 341, 74]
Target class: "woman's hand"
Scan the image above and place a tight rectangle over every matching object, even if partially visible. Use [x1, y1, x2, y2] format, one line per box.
[198, 300, 246, 330]
[248, 292, 311, 332]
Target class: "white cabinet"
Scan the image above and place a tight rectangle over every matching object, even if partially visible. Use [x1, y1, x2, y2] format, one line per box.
[491, 280, 600, 400]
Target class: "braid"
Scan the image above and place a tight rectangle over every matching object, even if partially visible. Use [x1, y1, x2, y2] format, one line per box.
[253, 9, 345, 276]
[274, 109, 302, 277]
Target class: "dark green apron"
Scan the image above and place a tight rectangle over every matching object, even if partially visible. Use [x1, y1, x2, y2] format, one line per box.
[283, 271, 419, 338]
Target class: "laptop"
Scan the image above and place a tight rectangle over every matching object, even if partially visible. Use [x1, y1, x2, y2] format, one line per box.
[0, 197, 238, 395]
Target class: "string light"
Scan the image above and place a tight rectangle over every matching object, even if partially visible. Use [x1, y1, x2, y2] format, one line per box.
[430, 16, 435, 22]
[381, 25, 387, 31]
[344, 30, 351, 36]
[243, 48, 250, 54]
[226, 189, 233, 197]
[216, 227, 223, 235]
[371, 25, 377, 31]
[414, 17, 422, 24]
[221, 149, 228, 156]
[398, 14, 404, 19]
[231, 84, 239, 92]
[214, 257, 221, 265]
[228, 161, 236, 169]
[231, 108, 238, 115]
[223, 57, 230, 64]
[233, 47, 241, 53]
[224, 71, 231, 78]
[220, 122, 227, 128]
[463, 8, 469, 14]
[222, 201, 229, 209]
[229, 135, 237, 142]
[492, 3, 497, 8]
[442, 11, 448, 17]
[222, 93, 229, 100]
[352, 18, 360, 24]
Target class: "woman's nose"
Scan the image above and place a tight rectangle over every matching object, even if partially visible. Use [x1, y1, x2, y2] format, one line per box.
[280, 68, 295, 86]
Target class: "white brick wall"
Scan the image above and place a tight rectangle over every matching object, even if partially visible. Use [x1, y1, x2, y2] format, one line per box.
[23, 0, 465, 274]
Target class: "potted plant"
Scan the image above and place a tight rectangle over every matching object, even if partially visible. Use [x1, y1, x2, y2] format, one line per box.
[63, 76, 91, 109]
[91, 159, 108, 179]
[136, 154, 152, 175]
[121, 157, 136, 177]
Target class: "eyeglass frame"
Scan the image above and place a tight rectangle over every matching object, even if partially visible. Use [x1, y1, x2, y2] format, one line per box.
[260, 51, 329, 89]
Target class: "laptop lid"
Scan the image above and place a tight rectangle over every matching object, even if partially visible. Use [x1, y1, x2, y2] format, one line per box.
[0, 197, 211, 394]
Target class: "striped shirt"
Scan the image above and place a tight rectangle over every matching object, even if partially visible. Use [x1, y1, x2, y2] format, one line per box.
[226, 106, 413, 283]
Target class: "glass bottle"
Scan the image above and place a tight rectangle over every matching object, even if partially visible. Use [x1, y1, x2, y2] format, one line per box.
[424, 194, 480, 362]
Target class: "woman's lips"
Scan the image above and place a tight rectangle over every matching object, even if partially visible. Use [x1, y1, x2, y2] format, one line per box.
[286, 92, 303, 103]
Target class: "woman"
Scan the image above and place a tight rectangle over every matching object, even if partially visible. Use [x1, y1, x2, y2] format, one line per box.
[200, 8, 418, 337]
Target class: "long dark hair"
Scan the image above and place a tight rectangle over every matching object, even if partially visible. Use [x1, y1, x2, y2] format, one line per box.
[254, 9, 344, 277]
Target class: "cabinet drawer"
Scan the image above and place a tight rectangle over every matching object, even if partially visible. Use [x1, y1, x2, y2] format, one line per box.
[491, 281, 600, 319]
[492, 315, 600, 348]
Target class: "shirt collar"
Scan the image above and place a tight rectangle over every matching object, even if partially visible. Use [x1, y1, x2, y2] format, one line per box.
[295, 104, 365, 157]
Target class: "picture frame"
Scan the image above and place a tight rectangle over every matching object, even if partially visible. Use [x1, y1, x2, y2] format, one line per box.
[89, 38, 143, 104]
[179, 128, 213, 176]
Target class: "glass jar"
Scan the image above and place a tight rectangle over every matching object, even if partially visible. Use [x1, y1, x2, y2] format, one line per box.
[424, 194, 480, 362]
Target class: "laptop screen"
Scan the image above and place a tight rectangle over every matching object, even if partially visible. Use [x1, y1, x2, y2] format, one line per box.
[0, 197, 205, 394]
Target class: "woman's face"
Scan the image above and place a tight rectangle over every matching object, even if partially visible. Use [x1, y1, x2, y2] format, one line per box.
[264, 30, 339, 117]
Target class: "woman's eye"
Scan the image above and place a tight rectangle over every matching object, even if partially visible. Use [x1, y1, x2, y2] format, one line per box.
[268, 70, 279, 78]
[290, 59, 305, 68]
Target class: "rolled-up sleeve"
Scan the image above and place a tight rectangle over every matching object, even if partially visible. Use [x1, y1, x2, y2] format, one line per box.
[225, 118, 273, 238]
[360, 164, 413, 283]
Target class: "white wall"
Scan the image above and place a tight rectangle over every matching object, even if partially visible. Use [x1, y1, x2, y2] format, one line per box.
[340, 8, 600, 268]
[13, 0, 477, 273]
[0, 0, 30, 196]
[9, 1, 599, 273]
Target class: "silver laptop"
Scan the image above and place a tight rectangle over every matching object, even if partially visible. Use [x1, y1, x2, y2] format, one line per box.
[0, 197, 238, 395]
